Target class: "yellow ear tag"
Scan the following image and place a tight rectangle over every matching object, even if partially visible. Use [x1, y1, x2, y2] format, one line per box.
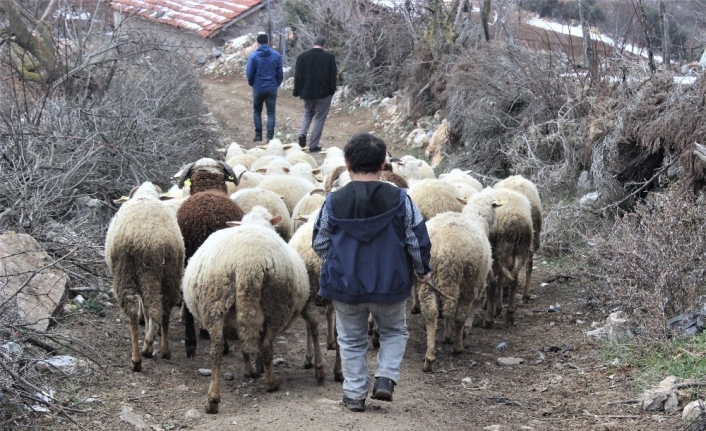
[120, 196, 128, 200]
[184, 178, 192, 186]
[228, 176, 235, 181]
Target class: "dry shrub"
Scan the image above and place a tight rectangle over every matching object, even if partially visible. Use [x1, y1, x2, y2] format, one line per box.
[541, 196, 606, 256]
[585, 186, 706, 341]
[285, 0, 414, 96]
[444, 43, 583, 182]
[589, 71, 706, 207]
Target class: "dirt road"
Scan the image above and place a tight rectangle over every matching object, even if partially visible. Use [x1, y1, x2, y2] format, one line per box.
[57, 74, 680, 431]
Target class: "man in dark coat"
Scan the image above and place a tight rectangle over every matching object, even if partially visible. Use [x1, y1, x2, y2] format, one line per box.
[246, 33, 283, 142]
[293, 35, 337, 153]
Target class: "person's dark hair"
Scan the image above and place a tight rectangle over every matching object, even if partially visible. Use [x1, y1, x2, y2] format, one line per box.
[257, 33, 268, 45]
[344, 132, 386, 174]
[313, 35, 327, 47]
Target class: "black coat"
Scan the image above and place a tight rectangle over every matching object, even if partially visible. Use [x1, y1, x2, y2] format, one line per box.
[293, 48, 337, 100]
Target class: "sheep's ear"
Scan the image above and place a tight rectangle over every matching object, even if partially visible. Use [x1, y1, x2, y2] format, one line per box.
[282, 167, 290, 174]
[159, 195, 175, 201]
[492, 200, 503, 208]
[312, 168, 321, 175]
[113, 196, 129, 205]
[463, 170, 472, 175]
[283, 144, 292, 150]
[310, 188, 326, 196]
[456, 197, 467, 205]
[258, 144, 267, 149]
[395, 161, 404, 166]
[295, 215, 309, 222]
[226, 221, 242, 227]
[256, 168, 267, 173]
[269, 214, 283, 226]
[279, 195, 286, 200]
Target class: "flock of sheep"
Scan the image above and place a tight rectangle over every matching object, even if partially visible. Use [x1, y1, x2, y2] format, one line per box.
[103, 139, 542, 413]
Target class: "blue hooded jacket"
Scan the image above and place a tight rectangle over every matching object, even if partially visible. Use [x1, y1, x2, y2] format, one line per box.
[312, 182, 432, 304]
[246, 45, 283, 93]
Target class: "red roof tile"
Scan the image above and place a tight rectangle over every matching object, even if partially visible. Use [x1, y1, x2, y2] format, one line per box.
[110, 0, 264, 38]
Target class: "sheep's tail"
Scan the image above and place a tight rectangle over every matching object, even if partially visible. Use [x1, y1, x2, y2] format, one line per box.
[500, 256, 517, 282]
[235, 271, 266, 357]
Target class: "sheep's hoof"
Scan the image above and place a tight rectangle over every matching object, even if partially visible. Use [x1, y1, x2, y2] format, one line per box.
[130, 360, 142, 372]
[411, 304, 421, 315]
[223, 340, 229, 356]
[141, 350, 153, 358]
[442, 336, 452, 344]
[265, 377, 281, 392]
[304, 361, 314, 370]
[185, 344, 197, 359]
[161, 350, 171, 360]
[423, 358, 434, 373]
[482, 320, 494, 329]
[452, 346, 464, 355]
[204, 398, 219, 414]
[315, 365, 325, 385]
[505, 314, 515, 326]
[334, 371, 344, 382]
[522, 295, 531, 304]
[199, 328, 210, 340]
[327, 341, 337, 351]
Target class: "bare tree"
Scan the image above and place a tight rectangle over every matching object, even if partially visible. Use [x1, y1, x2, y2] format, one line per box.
[578, 0, 597, 77]
[659, 0, 670, 65]
[635, 0, 656, 73]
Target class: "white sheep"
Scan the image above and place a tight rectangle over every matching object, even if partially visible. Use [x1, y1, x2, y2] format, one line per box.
[494, 175, 542, 303]
[226, 170, 264, 195]
[484, 187, 533, 327]
[286, 150, 318, 169]
[392, 155, 435, 184]
[289, 162, 323, 186]
[257, 175, 316, 214]
[251, 155, 289, 173]
[182, 206, 324, 414]
[288, 210, 343, 382]
[231, 187, 293, 241]
[408, 178, 466, 221]
[105, 182, 185, 372]
[290, 189, 326, 234]
[439, 169, 483, 192]
[226, 153, 258, 170]
[224, 142, 245, 160]
[417, 191, 498, 372]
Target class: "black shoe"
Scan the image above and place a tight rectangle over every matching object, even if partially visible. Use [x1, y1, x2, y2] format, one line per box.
[298, 135, 306, 148]
[266, 135, 273, 141]
[371, 377, 394, 402]
[253, 135, 262, 142]
[308, 146, 322, 153]
[342, 395, 365, 412]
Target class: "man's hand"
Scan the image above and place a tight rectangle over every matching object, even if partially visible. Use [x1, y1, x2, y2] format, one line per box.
[416, 272, 431, 283]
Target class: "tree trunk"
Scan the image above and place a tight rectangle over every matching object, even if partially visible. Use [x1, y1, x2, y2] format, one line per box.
[636, 0, 656, 73]
[480, 0, 491, 42]
[3, 0, 59, 84]
[659, 0, 670, 66]
[578, 0, 596, 77]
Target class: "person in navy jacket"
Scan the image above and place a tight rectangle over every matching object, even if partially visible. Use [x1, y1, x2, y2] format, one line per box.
[312, 132, 432, 412]
[246, 33, 283, 142]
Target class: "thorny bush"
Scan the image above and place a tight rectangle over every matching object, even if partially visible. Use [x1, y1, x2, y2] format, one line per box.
[586, 186, 706, 342]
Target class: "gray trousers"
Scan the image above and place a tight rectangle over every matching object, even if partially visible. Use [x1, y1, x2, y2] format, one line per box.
[298, 95, 333, 150]
[333, 300, 409, 400]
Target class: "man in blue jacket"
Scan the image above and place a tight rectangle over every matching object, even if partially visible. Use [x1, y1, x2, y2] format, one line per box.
[246, 33, 283, 142]
[312, 132, 432, 412]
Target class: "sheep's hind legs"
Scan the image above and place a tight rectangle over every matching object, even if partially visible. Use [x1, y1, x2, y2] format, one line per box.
[326, 304, 336, 350]
[420, 286, 438, 372]
[128, 313, 142, 372]
[260, 329, 281, 392]
[302, 302, 325, 384]
[523, 252, 534, 304]
[159, 308, 171, 359]
[204, 319, 224, 414]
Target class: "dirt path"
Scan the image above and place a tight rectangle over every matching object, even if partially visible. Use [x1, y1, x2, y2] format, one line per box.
[59, 74, 680, 431]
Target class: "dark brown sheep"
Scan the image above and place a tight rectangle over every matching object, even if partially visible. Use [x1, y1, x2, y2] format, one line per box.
[174, 158, 245, 358]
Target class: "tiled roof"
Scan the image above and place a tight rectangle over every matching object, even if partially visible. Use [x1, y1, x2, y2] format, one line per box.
[110, 0, 264, 38]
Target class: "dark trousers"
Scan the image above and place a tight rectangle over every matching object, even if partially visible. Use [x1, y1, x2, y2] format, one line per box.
[298, 95, 333, 150]
[253, 90, 277, 140]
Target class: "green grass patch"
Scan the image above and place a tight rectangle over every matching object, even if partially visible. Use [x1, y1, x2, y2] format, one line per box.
[601, 333, 706, 392]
